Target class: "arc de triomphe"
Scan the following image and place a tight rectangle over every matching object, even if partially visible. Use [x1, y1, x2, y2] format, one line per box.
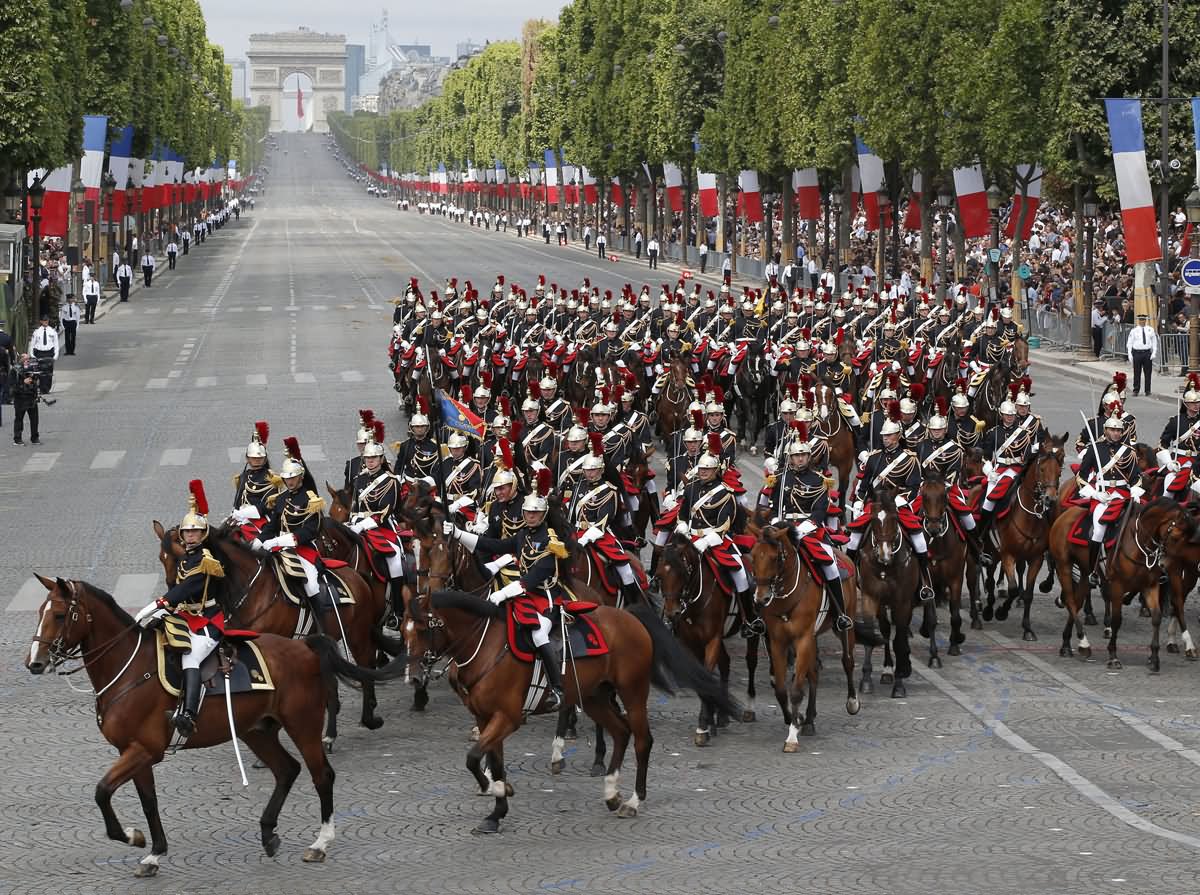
[247, 29, 346, 133]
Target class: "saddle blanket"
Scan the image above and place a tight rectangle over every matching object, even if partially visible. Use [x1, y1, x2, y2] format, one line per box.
[1066, 511, 1118, 551]
[156, 629, 274, 698]
[506, 603, 609, 664]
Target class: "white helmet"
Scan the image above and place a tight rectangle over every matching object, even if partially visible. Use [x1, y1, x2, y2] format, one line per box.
[786, 437, 812, 455]
[492, 467, 516, 488]
[539, 374, 557, 391]
[821, 341, 836, 355]
[1103, 414, 1124, 431]
[697, 452, 721, 469]
[475, 385, 492, 400]
[1015, 390, 1032, 407]
[880, 418, 902, 436]
[475, 308, 488, 322]
[591, 402, 611, 416]
[566, 425, 588, 444]
[683, 427, 703, 443]
[928, 412, 948, 430]
[1185, 386, 1200, 403]
[582, 453, 605, 470]
[704, 400, 724, 416]
[899, 398, 918, 415]
[492, 414, 510, 431]
[247, 421, 269, 459]
[951, 393, 970, 409]
[362, 435, 386, 458]
[521, 396, 540, 412]
[779, 399, 798, 414]
[280, 457, 305, 479]
[430, 309, 444, 322]
[998, 400, 1017, 416]
[410, 412, 430, 428]
[447, 432, 468, 449]
[521, 492, 548, 512]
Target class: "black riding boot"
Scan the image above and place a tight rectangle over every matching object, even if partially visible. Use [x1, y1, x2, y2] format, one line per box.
[535, 642, 564, 711]
[965, 523, 990, 566]
[825, 576, 853, 631]
[916, 553, 935, 602]
[388, 578, 406, 626]
[175, 668, 202, 737]
[1087, 540, 1103, 587]
[620, 582, 643, 606]
[648, 549, 662, 590]
[737, 587, 765, 637]
[973, 517, 996, 568]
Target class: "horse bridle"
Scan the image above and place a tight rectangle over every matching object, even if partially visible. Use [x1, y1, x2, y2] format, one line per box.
[762, 535, 802, 607]
[867, 512, 906, 569]
[660, 546, 706, 627]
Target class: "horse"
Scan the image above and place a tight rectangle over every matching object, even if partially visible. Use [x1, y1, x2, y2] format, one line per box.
[917, 471, 968, 664]
[1008, 333, 1030, 377]
[973, 360, 1011, 431]
[153, 523, 385, 748]
[407, 581, 741, 833]
[855, 487, 919, 698]
[925, 339, 961, 409]
[1050, 498, 1195, 670]
[655, 355, 692, 446]
[566, 344, 599, 409]
[813, 384, 855, 496]
[733, 343, 772, 452]
[658, 534, 760, 747]
[749, 525, 878, 747]
[24, 576, 403, 877]
[979, 435, 1066, 641]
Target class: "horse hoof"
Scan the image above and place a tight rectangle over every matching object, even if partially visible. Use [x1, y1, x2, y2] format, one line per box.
[1166, 642, 1180, 654]
[128, 830, 146, 849]
[411, 690, 429, 712]
[891, 682, 907, 699]
[1103, 627, 1112, 640]
[322, 737, 335, 754]
[1078, 647, 1092, 660]
[1059, 646, 1072, 658]
[860, 679, 874, 695]
[1040, 580, 1055, 594]
[1106, 658, 1123, 670]
[263, 833, 281, 857]
[469, 725, 480, 742]
[994, 606, 1009, 622]
[1139, 605, 1152, 618]
[928, 656, 942, 669]
[302, 847, 327, 863]
[590, 762, 606, 778]
[782, 741, 801, 753]
[1084, 613, 1097, 626]
[1187, 649, 1198, 661]
[981, 607, 994, 622]
[970, 618, 983, 631]
[472, 819, 500, 835]
[741, 709, 757, 723]
[362, 715, 384, 731]
[605, 794, 623, 812]
[1022, 630, 1038, 642]
[133, 862, 159, 879]
[800, 723, 816, 737]
[617, 801, 639, 819]
[550, 759, 564, 776]
[948, 644, 961, 657]
[694, 731, 711, 747]
[880, 672, 894, 685]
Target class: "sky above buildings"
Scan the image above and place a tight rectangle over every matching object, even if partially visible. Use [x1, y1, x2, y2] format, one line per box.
[200, 0, 566, 61]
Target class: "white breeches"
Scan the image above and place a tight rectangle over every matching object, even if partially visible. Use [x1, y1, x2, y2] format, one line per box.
[644, 478, 658, 495]
[909, 531, 928, 553]
[625, 494, 640, 512]
[384, 549, 405, 578]
[847, 530, 863, 551]
[1091, 504, 1108, 542]
[652, 528, 670, 547]
[531, 613, 553, 648]
[616, 563, 636, 585]
[729, 558, 749, 592]
[182, 630, 219, 670]
[297, 555, 320, 597]
[981, 468, 1019, 512]
[958, 513, 976, 531]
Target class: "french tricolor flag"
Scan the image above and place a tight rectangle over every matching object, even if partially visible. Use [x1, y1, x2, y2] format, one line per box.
[737, 170, 762, 223]
[697, 171, 718, 217]
[855, 135, 885, 230]
[543, 150, 559, 204]
[105, 125, 134, 223]
[80, 115, 108, 205]
[1192, 98, 1200, 186]
[849, 166, 861, 216]
[581, 166, 597, 205]
[610, 175, 625, 207]
[793, 168, 820, 221]
[1105, 98, 1160, 264]
[903, 171, 922, 231]
[663, 162, 684, 213]
[952, 164, 991, 239]
[27, 166, 71, 237]
[1004, 164, 1042, 241]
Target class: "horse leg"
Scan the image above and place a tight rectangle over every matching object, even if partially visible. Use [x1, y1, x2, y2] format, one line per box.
[767, 633, 792, 725]
[694, 636, 723, 746]
[95, 743, 156, 859]
[1020, 557, 1041, 642]
[879, 608, 894, 685]
[948, 576, 966, 656]
[921, 600, 942, 669]
[1104, 584, 1124, 670]
[715, 641, 732, 727]
[550, 706, 571, 775]
[981, 562, 997, 622]
[1170, 570, 1198, 660]
[241, 727, 301, 858]
[591, 718, 608, 778]
[784, 632, 817, 747]
[859, 641, 875, 694]
[286, 718, 337, 863]
[1146, 583, 1163, 674]
[841, 629, 860, 715]
[129, 766, 168, 878]
[892, 605, 913, 699]
[469, 713, 518, 834]
[1039, 552, 1057, 594]
[323, 675, 341, 752]
[994, 555, 1019, 621]
[583, 694, 633, 812]
[743, 633, 759, 722]
[966, 559, 984, 630]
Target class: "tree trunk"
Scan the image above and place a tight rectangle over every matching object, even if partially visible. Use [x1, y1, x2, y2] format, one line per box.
[920, 168, 934, 287]
[780, 181, 794, 264]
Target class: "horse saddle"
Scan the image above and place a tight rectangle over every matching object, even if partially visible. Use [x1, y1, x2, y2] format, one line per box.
[156, 629, 275, 698]
[505, 603, 609, 665]
[1066, 509, 1119, 551]
[273, 557, 354, 610]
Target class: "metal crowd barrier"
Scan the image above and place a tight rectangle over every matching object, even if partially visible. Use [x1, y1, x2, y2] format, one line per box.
[1101, 322, 1188, 373]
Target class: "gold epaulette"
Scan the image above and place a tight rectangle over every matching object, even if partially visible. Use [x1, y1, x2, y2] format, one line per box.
[305, 491, 326, 514]
[268, 472, 284, 488]
[546, 528, 569, 559]
[198, 550, 225, 578]
[974, 417, 986, 434]
[266, 493, 280, 510]
[391, 440, 403, 453]
[765, 474, 777, 488]
[822, 475, 835, 490]
[231, 473, 240, 488]
[681, 341, 692, 352]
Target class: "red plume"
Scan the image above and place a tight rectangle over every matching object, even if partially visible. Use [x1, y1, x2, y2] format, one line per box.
[954, 377, 968, 392]
[676, 310, 684, 325]
[497, 274, 504, 286]
[498, 437, 514, 469]
[713, 385, 725, 405]
[1022, 375, 1033, 394]
[461, 384, 474, 403]
[481, 370, 493, 389]
[787, 382, 799, 401]
[1113, 371, 1126, 390]
[589, 431, 603, 456]
[935, 395, 949, 417]
[574, 406, 589, 426]
[789, 419, 803, 432]
[801, 327, 811, 340]
[1190, 373, 1200, 390]
[188, 479, 209, 517]
[797, 422, 809, 442]
[804, 391, 815, 410]
[601, 385, 611, 405]
[538, 274, 545, 286]
[613, 385, 624, 405]
[373, 419, 385, 443]
[500, 395, 513, 418]
[691, 409, 704, 430]
[417, 395, 429, 416]
[283, 436, 302, 461]
[623, 370, 637, 389]
[1009, 381, 1021, 400]
[888, 400, 902, 422]
[529, 380, 541, 400]
[909, 382, 926, 403]
[707, 432, 722, 456]
[358, 409, 374, 428]
[409, 277, 418, 290]
[834, 326, 845, 346]
[697, 384, 707, 403]
[800, 373, 813, 391]
[887, 371, 900, 391]
[537, 466, 552, 497]
[254, 420, 270, 445]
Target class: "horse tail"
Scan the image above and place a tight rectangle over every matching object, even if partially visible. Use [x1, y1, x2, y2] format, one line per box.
[370, 623, 407, 657]
[305, 634, 409, 688]
[854, 620, 885, 647]
[624, 602, 744, 720]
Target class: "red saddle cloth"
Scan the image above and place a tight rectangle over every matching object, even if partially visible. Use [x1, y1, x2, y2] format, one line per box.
[583, 537, 648, 596]
[505, 602, 608, 663]
[181, 609, 258, 640]
[1066, 510, 1118, 551]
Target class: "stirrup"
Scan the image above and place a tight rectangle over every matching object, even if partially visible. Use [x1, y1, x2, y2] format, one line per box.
[544, 687, 563, 712]
[834, 614, 853, 632]
[918, 584, 935, 603]
[741, 617, 766, 637]
[173, 709, 196, 738]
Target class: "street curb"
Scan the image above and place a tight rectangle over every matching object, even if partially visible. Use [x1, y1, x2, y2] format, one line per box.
[1028, 353, 1180, 409]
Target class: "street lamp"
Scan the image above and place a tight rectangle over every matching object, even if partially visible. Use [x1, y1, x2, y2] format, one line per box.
[830, 186, 843, 295]
[1079, 187, 1099, 359]
[936, 184, 952, 302]
[1185, 184, 1200, 371]
[70, 177, 85, 293]
[101, 170, 116, 286]
[28, 177, 46, 326]
[124, 177, 135, 258]
[986, 181, 1003, 306]
[877, 193, 891, 283]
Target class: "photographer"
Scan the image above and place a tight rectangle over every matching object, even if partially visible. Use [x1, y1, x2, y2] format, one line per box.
[11, 354, 41, 445]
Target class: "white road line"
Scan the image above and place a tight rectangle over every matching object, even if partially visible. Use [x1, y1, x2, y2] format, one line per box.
[159, 448, 191, 466]
[195, 376, 217, 388]
[293, 372, 315, 383]
[110, 573, 162, 608]
[171, 307, 188, 315]
[166, 370, 182, 379]
[53, 382, 74, 393]
[143, 308, 161, 315]
[22, 453, 60, 473]
[915, 662, 1200, 849]
[312, 304, 328, 311]
[227, 447, 245, 464]
[90, 450, 126, 470]
[7, 577, 48, 612]
[340, 370, 364, 383]
[246, 373, 267, 386]
[228, 307, 245, 313]
[257, 306, 272, 312]
[145, 378, 168, 389]
[96, 379, 119, 391]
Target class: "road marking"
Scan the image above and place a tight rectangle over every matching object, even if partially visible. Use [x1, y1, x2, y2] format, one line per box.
[166, 370, 182, 379]
[915, 661, 1200, 849]
[228, 307, 244, 313]
[257, 306, 272, 312]
[312, 304, 328, 311]
[143, 308, 161, 315]
[246, 373, 267, 386]
[340, 370, 364, 383]
[90, 450, 125, 470]
[110, 573, 161, 608]
[227, 446, 245, 464]
[7, 577, 48, 612]
[195, 376, 217, 388]
[159, 448, 191, 466]
[96, 379, 119, 391]
[145, 378, 168, 389]
[22, 452, 60, 473]
[171, 307, 188, 315]
[53, 382, 74, 393]
[293, 372, 315, 383]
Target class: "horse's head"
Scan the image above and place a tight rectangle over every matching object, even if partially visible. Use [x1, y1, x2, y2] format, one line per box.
[26, 575, 95, 674]
[961, 447, 985, 481]
[750, 524, 793, 606]
[1030, 434, 1067, 512]
[623, 446, 650, 492]
[402, 506, 456, 673]
[658, 535, 700, 627]
[1144, 498, 1195, 551]
[866, 488, 904, 568]
[1010, 335, 1030, 375]
[919, 473, 949, 538]
[325, 481, 351, 523]
[153, 520, 186, 587]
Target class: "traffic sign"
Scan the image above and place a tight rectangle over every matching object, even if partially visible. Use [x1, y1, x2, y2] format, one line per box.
[1182, 258, 1200, 289]
[989, 248, 1001, 263]
[1018, 263, 1031, 280]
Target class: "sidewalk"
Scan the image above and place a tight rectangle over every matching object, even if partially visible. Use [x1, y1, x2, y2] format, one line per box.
[1028, 350, 1183, 408]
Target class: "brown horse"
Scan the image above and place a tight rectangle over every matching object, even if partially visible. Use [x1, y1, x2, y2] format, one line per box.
[980, 435, 1066, 641]
[655, 355, 692, 446]
[658, 534, 760, 747]
[855, 487, 919, 698]
[24, 576, 402, 877]
[918, 471, 968, 664]
[749, 526, 877, 747]
[153, 523, 386, 747]
[1050, 497, 1195, 670]
[813, 384, 855, 497]
[408, 577, 739, 833]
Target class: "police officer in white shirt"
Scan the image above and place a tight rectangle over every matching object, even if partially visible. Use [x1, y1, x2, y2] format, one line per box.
[1127, 312, 1158, 396]
[116, 258, 133, 301]
[141, 250, 156, 286]
[29, 313, 59, 393]
[60, 294, 81, 355]
[83, 275, 101, 323]
[166, 238, 178, 269]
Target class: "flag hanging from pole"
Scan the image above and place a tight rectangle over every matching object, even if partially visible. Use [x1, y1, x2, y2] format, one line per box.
[738, 170, 762, 223]
[1004, 164, 1043, 241]
[1105, 98, 1160, 264]
[903, 171, 922, 231]
[436, 389, 485, 440]
[952, 165, 991, 239]
[855, 134, 885, 230]
[663, 162, 684, 213]
[792, 168, 820, 221]
[697, 171, 718, 217]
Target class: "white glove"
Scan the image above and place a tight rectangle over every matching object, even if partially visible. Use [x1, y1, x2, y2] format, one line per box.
[857, 450, 869, 467]
[442, 520, 456, 536]
[134, 599, 167, 626]
[448, 495, 473, 513]
[662, 490, 677, 510]
[1077, 483, 1096, 501]
[352, 516, 378, 532]
[1166, 460, 1181, 473]
[796, 519, 817, 537]
[693, 533, 709, 554]
[484, 553, 515, 574]
[469, 515, 489, 534]
[275, 532, 296, 548]
[1130, 484, 1145, 501]
[494, 580, 524, 601]
[488, 590, 508, 606]
[259, 537, 278, 550]
[895, 495, 908, 508]
[763, 456, 777, 475]
[578, 526, 603, 546]
[675, 520, 689, 535]
[982, 460, 995, 477]
[704, 530, 725, 549]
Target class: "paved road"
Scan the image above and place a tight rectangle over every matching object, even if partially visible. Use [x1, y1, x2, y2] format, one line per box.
[2, 132, 1197, 894]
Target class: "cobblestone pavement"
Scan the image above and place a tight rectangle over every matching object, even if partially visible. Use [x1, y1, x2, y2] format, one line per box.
[2, 133, 1197, 895]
